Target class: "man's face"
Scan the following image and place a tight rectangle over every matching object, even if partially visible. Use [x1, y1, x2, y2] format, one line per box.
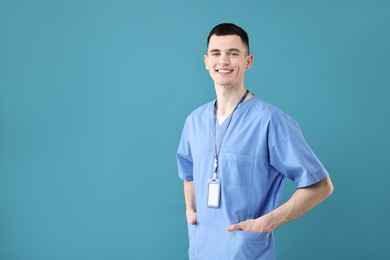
[204, 35, 253, 88]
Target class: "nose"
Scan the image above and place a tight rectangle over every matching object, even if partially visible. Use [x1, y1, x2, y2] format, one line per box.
[219, 53, 230, 65]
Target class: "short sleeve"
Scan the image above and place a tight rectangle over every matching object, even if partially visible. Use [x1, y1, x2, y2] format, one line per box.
[268, 112, 329, 188]
[177, 118, 193, 180]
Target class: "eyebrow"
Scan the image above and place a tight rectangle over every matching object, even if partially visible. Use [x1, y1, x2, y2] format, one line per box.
[208, 48, 242, 53]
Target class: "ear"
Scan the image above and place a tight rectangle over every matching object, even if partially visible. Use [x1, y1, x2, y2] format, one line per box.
[246, 54, 254, 69]
[204, 54, 209, 70]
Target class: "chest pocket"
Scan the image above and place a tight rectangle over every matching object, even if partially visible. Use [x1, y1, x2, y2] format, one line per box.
[219, 153, 254, 186]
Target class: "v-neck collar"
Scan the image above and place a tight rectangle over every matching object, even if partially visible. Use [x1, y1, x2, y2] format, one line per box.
[209, 95, 257, 128]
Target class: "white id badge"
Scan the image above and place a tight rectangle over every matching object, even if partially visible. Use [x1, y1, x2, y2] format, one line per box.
[207, 179, 221, 208]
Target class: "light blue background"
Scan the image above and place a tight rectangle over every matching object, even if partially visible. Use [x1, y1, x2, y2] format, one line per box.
[1, 0, 389, 259]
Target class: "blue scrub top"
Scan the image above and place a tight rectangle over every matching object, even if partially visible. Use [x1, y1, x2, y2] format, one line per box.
[177, 96, 329, 260]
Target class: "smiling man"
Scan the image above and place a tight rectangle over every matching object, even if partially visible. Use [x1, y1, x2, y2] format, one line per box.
[177, 23, 334, 260]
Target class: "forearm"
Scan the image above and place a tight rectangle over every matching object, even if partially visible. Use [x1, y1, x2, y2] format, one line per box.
[227, 176, 334, 232]
[184, 180, 197, 224]
[264, 176, 334, 231]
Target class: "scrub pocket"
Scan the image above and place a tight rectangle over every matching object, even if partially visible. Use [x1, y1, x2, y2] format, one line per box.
[222, 153, 253, 186]
[187, 224, 197, 260]
[228, 230, 272, 260]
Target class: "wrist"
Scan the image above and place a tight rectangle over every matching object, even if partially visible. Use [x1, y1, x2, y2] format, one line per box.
[256, 214, 275, 232]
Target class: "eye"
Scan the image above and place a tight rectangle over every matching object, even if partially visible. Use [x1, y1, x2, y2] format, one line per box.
[210, 52, 220, 57]
[231, 52, 239, 57]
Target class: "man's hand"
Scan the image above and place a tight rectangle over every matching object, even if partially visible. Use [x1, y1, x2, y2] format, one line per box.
[186, 208, 197, 225]
[227, 216, 272, 233]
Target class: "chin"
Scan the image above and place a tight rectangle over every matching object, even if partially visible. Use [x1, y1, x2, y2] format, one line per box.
[214, 78, 232, 85]
[217, 80, 237, 86]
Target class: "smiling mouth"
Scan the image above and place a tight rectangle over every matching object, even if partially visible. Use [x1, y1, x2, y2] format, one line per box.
[216, 69, 233, 74]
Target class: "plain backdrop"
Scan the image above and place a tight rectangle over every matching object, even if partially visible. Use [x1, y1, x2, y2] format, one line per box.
[1, 0, 389, 259]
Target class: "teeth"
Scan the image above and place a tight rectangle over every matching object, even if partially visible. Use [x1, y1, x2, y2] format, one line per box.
[218, 70, 232, 73]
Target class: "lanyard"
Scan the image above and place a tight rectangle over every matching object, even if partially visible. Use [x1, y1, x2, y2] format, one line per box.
[212, 89, 249, 180]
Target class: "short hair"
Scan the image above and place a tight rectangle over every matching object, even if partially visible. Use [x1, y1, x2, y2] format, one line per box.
[207, 23, 250, 54]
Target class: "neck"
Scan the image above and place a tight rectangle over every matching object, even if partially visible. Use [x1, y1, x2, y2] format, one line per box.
[214, 84, 251, 116]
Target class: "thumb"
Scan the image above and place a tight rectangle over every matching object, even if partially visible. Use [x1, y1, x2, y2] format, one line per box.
[227, 223, 243, 232]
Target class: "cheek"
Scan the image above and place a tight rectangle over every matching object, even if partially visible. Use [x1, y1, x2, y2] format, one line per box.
[239, 63, 248, 74]
[205, 61, 213, 71]
[236, 65, 244, 75]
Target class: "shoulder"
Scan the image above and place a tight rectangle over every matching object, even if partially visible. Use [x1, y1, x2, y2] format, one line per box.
[248, 96, 295, 124]
[185, 100, 214, 123]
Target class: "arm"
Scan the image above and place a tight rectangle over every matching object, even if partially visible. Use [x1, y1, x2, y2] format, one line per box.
[184, 180, 197, 225]
[227, 176, 334, 232]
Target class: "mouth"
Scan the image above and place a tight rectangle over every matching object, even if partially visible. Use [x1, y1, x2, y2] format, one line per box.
[216, 69, 233, 75]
